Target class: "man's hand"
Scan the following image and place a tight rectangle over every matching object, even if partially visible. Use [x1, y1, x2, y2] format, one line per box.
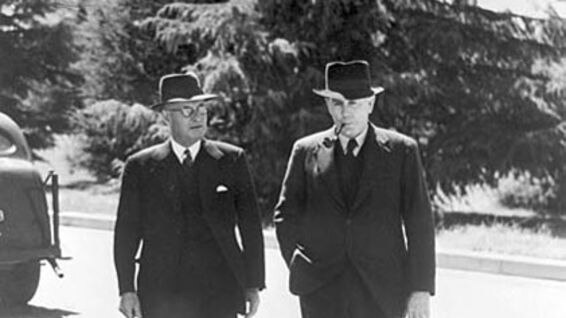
[244, 288, 260, 318]
[119, 292, 142, 318]
[406, 291, 430, 318]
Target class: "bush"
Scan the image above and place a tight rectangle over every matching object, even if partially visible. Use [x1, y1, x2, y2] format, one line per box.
[497, 173, 558, 216]
[72, 100, 167, 181]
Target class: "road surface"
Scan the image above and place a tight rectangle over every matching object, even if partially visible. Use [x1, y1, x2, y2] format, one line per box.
[0, 226, 564, 318]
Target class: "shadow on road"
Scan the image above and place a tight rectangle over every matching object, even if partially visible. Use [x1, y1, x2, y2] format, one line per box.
[0, 305, 78, 318]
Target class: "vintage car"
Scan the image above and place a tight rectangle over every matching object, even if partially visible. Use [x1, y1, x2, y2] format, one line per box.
[0, 112, 64, 306]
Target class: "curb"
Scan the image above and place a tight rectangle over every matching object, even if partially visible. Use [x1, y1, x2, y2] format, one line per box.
[60, 212, 116, 231]
[436, 249, 566, 281]
[60, 212, 566, 282]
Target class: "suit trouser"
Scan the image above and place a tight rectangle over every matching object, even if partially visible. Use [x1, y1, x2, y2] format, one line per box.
[140, 288, 239, 318]
[139, 264, 240, 318]
[299, 263, 387, 318]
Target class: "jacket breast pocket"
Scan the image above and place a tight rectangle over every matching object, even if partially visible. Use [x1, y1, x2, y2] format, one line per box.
[215, 189, 236, 210]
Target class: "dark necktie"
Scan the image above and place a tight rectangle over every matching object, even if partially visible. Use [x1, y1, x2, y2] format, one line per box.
[346, 138, 358, 157]
[183, 148, 193, 169]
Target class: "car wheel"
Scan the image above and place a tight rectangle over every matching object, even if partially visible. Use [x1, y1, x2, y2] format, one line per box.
[0, 261, 41, 306]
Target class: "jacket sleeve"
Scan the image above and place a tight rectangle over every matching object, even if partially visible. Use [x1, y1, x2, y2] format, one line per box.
[400, 140, 436, 295]
[273, 141, 306, 267]
[234, 150, 266, 290]
[113, 158, 143, 295]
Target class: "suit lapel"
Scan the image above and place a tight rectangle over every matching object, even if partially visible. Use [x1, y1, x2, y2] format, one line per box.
[151, 141, 182, 215]
[351, 125, 392, 213]
[197, 139, 249, 285]
[198, 139, 224, 221]
[313, 129, 346, 211]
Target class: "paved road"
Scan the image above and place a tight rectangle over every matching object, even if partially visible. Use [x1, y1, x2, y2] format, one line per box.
[1, 227, 564, 318]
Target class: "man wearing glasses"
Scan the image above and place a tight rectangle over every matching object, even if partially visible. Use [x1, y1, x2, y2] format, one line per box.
[274, 61, 435, 318]
[114, 73, 265, 318]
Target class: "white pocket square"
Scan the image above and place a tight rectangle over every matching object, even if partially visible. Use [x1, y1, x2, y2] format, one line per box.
[216, 185, 229, 192]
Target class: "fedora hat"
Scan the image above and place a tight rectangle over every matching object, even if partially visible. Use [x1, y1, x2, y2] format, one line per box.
[150, 72, 218, 110]
[313, 60, 384, 101]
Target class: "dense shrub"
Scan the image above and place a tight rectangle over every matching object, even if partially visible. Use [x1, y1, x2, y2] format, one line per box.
[72, 100, 167, 181]
[497, 174, 560, 216]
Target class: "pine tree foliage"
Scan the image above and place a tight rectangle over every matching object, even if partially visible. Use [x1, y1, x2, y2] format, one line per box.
[72, 0, 168, 106]
[73, 0, 217, 107]
[377, 0, 566, 193]
[0, 0, 80, 148]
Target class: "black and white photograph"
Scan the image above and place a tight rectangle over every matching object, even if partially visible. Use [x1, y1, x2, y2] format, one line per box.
[0, 0, 565, 317]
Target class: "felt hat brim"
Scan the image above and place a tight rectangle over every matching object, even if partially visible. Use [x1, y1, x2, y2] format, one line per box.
[150, 93, 218, 110]
[313, 86, 384, 100]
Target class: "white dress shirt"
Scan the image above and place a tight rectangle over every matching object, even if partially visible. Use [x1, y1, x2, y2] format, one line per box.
[337, 125, 369, 157]
[170, 138, 202, 164]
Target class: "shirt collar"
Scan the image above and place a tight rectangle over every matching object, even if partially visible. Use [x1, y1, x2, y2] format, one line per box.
[170, 138, 202, 163]
[337, 124, 369, 157]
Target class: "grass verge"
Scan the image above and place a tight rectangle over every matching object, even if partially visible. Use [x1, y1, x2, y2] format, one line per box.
[437, 223, 566, 261]
[55, 187, 119, 216]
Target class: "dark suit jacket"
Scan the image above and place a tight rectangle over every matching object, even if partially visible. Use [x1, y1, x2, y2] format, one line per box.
[113, 139, 265, 305]
[274, 124, 435, 318]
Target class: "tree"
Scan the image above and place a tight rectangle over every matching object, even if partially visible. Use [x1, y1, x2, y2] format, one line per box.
[0, 0, 81, 148]
[515, 57, 566, 214]
[384, 1, 566, 213]
[72, 0, 217, 107]
[73, 0, 162, 106]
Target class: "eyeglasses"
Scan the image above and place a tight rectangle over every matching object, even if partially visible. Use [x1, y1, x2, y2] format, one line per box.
[164, 102, 208, 118]
[326, 96, 375, 109]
